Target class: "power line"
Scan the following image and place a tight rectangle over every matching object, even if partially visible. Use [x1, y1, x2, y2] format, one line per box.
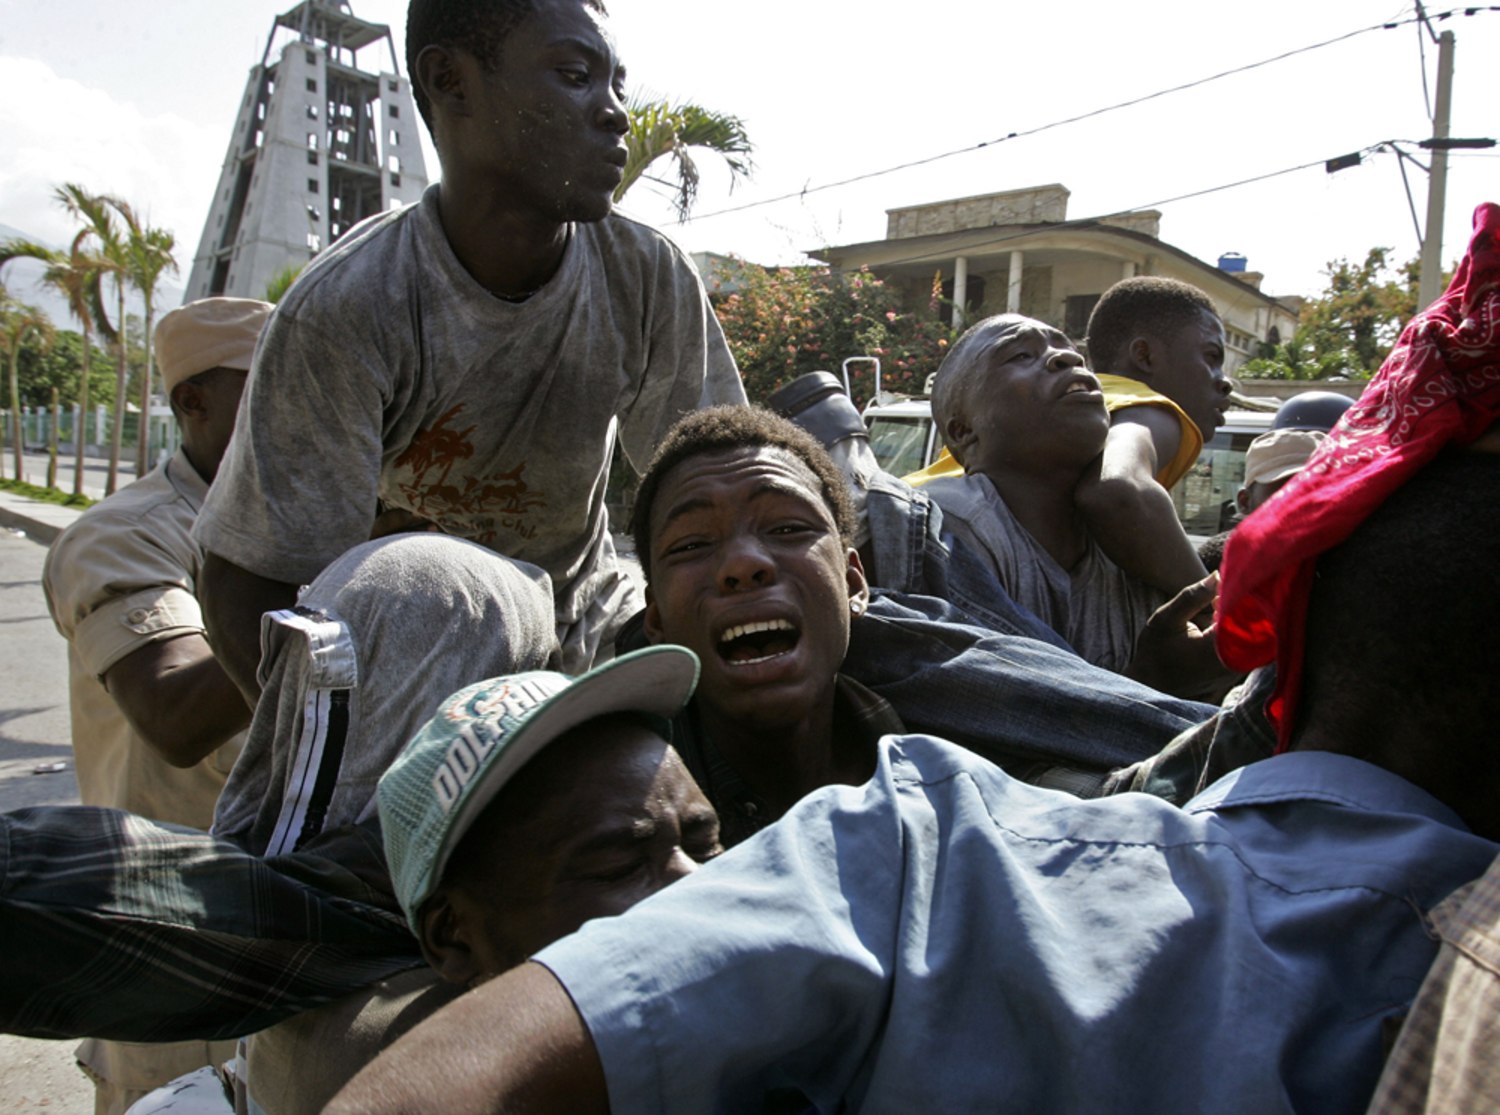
[836, 134, 1494, 275]
[683, 7, 1498, 227]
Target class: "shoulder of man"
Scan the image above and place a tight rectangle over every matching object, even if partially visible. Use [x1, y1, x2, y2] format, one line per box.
[582, 213, 702, 280]
[273, 201, 420, 322]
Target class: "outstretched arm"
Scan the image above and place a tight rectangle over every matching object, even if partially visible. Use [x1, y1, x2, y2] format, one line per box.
[326, 962, 608, 1115]
[1075, 409, 1206, 597]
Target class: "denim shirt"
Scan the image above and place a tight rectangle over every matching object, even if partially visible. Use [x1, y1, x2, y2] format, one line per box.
[538, 739, 1497, 1115]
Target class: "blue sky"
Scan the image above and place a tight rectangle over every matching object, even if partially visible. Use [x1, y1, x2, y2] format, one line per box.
[2, 0, 1497, 307]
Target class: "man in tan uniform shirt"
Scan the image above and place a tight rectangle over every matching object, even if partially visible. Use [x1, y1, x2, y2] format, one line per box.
[42, 297, 271, 1114]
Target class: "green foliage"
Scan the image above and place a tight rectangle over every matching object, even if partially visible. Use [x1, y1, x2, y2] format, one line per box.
[710, 262, 956, 406]
[14, 328, 114, 408]
[617, 96, 753, 222]
[265, 263, 307, 304]
[0, 476, 94, 507]
[1240, 248, 1437, 381]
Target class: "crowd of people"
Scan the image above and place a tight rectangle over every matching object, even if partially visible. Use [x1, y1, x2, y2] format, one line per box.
[3, 0, 1497, 1112]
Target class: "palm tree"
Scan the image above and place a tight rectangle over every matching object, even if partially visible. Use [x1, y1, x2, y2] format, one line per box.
[616, 97, 753, 222]
[58, 184, 132, 494]
[120, 220, 176, 477]
[0, 296, 55, 482]
[0, 234, 114, 496]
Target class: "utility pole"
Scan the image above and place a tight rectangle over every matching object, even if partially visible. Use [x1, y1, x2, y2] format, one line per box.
[1418, 29, 1455, 309]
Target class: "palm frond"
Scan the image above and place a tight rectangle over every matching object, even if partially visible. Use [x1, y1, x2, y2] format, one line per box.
[618, 95, 755, 222]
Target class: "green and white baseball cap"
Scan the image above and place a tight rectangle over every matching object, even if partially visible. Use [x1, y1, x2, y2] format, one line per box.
[378, 645, 700, 930]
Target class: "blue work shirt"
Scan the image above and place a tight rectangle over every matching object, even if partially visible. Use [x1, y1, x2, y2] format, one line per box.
[537, 737, 1497, 1114]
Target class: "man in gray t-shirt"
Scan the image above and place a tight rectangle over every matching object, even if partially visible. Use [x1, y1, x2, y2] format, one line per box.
[922, 314, 1165, 674]
[196, 0, 744, 691]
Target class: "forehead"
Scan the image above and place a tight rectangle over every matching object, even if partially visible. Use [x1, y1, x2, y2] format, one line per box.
[973, 316, 1074, 356]
[1173, 307, 1225, 343]
[512, 0, 615, 50]
[653, 446, 830, 522]
[496, 718, 679, 827]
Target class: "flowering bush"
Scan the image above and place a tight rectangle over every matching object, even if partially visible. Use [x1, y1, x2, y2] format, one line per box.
[707, 260, 955, 408]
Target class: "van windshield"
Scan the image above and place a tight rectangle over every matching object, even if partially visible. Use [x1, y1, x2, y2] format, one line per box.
[867, 416, 933, 478]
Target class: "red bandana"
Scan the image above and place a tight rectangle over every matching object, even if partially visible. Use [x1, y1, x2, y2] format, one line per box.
[1217, 202, 1500, 750]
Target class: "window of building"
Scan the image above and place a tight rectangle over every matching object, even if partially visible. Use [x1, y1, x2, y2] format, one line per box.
[389, 129, 400, 147]
[307, 78, 317, 93]
[306, 49, 317, 65]
[388, 79, 398, 93]
[307, 104, 318, 120]
[307, 132, 318, 149]
[389, 104, 399, 118]
[391, 172, 402, 188]
[307, 150, 318, 166]
[307, 232, 322, 253]
[308, 178, 320, 193]
[1064, 293, 1100, 340]
[387, 154, 401, 174]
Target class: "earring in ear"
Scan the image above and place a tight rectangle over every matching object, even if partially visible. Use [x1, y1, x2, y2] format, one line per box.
[850, 599, 865, 616]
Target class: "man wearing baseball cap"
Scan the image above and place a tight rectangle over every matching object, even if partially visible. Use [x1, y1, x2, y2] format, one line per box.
[241, 647, 718, 1113]
[1235, 427, 1325, 517]
[41, 296, 272, 1112]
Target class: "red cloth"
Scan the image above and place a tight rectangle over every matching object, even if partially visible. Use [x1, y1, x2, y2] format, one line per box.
[1217, 202, 1500, 749]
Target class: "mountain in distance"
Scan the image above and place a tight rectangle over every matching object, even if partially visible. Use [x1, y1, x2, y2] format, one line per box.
[0, 222, 188, 331]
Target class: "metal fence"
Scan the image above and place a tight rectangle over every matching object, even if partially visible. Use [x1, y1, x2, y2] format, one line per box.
[0, 405, 180, 463]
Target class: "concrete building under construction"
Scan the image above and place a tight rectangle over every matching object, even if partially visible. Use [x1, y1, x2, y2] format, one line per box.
[186, 0, 429, 301]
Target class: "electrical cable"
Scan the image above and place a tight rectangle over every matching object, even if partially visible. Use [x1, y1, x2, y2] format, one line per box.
[683, 6, 1498, 227]
[816, 154, 1351, 274]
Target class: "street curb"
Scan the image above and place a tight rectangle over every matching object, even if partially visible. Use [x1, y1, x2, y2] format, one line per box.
[0, 505, 63, 546]
[0, 496, 85, 547]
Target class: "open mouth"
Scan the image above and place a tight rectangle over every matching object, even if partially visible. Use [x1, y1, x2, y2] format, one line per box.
[1060, 373, 1100, 398]
[718, 618, 800, 666]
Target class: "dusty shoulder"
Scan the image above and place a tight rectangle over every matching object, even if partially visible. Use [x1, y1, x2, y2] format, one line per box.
[273, 203, 420, 322]
[586, 213, 699, 277]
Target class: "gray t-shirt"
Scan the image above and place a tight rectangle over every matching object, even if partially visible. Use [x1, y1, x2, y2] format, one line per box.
[925, 472, 1162, 673]
[196, 185, 743, 670]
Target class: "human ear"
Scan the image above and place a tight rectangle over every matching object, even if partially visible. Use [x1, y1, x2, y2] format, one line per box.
[845, 548, 870, 613]
[415, 45, 470, 120]
[417, 892, 484, 987]
[642, 589, 664, 644]
[1127, 336, 1154, 375]
[170, 382, 207, 423]
[944, 417, 976, 464]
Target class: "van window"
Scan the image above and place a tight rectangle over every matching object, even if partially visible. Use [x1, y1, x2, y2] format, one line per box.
[1171, 420, 1271, 536]
[867, 416, 934, 478]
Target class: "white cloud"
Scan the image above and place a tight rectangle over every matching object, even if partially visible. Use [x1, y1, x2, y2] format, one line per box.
[0, 55, 221, 262]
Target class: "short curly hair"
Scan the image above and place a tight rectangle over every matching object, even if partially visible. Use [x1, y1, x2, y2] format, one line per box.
[630, 406, 857, 580]
[1084, 277, 1218, 372]
[405, 0, 608, 131]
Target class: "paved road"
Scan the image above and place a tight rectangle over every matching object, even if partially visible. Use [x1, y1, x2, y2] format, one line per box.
[0, 523, 96, 1110]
